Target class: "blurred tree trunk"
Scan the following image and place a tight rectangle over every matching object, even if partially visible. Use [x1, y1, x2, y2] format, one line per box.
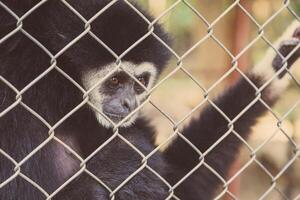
[225, 1, 251, 199]
[228, 0, 251, 84]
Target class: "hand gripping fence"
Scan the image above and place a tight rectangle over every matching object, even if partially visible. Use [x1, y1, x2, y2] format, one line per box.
[0, 0, 300, 199]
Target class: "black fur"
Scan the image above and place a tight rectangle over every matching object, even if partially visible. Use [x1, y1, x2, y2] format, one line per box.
[163, 75, 277, 199]
[0, 1, 299, 199]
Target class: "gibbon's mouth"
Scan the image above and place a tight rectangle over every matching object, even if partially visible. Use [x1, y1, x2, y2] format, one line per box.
[104, 112, 132, 123]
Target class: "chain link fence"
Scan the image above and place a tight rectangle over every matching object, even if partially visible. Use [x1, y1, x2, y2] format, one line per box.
[0, 0, 300, 199]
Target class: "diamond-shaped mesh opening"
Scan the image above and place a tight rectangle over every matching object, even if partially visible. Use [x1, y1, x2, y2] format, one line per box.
[21, 69, 84, 124]
[21, 1, 86, 53]
[55, 172, 111, 199]
[150, 69, 205, 121]
[185, 0, 237, 23]
[0, 104, 49, 160]
[154, 1, 209, 55]
[1, 0, 300, 199]
[113, 168, 170, 199]
[21, 140, 82, 193]
[248, 0, 294, 25]
[238, 161, 275, 199]
[86, 137, 145, 187]
[173, 163, 226, 199]
[0, 33, 50, 90]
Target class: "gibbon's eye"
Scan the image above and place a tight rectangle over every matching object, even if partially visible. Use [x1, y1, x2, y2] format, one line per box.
[109, 76, 120, 87]
[134, 76, 148, 94]
[138, 77, 146, 86]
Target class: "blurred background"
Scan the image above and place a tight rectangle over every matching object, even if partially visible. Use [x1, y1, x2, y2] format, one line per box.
[136, 0, 300, 199]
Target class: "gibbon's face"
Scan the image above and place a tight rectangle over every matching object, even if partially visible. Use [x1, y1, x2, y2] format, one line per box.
[82, 62, 157, 128]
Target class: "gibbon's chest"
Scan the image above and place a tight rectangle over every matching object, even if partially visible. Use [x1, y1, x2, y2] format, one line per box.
[85, 136, 171, 199]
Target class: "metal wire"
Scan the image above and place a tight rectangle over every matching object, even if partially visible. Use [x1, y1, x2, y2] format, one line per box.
[0, 0, 299, 199]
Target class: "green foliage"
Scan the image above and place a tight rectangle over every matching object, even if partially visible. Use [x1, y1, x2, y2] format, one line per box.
[168, 3, 195, 30]
[291, 1, 300, 13]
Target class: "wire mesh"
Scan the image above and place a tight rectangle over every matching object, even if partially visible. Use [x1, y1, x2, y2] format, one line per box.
[0, 0, 299, 199]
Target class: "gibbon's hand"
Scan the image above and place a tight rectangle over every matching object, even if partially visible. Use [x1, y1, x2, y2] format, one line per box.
[273, 27, 300, 78]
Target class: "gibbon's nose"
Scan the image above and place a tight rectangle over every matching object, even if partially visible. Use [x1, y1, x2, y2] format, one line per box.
[122, 97, 137, 113]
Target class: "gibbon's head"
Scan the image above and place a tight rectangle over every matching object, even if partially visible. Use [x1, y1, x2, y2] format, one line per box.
[82, 62, 159, 128]
[55, 1, 172, 128]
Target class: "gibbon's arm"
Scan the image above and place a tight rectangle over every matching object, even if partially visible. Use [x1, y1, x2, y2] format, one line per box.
[164, 22, 300, 194]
